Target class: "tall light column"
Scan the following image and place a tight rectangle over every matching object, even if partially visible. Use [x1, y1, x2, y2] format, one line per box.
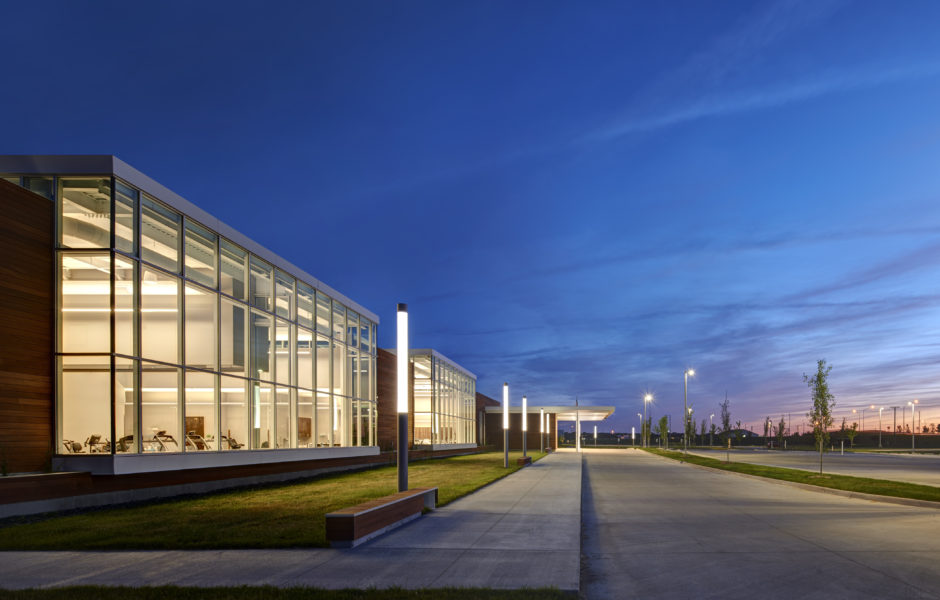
[576, 397, 581, 453]
[539, 408, 545, 453]
[522, 395, 528, 458]
[878, 406, 884, 448]
[594, 425, 597, 447]
[909, 399, 918, 453]
[709, 413, 715, 446]
[545, 412, 550, 451]
[503, 383, 509, 468]
[396, 304, 409, 492]
[643, 394, 652, 448]
[684, 369, 694, 453]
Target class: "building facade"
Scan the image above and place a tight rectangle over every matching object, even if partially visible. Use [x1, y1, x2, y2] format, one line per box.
[0, 156, 379, 474]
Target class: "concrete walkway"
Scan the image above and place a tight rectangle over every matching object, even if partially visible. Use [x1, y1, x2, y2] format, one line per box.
[0, 450, 581, 591]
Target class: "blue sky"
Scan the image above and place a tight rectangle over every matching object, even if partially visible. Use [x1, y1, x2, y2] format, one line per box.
[6, 0, 940, 432]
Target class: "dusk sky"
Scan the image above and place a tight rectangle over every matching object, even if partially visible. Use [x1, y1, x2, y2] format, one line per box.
[6, 0, 940, 432]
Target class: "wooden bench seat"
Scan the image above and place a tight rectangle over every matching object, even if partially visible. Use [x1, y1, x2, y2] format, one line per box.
[325, 487, 438, 548]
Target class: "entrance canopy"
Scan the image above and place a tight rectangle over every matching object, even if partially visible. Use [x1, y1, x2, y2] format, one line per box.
[485, 405, 614, 422]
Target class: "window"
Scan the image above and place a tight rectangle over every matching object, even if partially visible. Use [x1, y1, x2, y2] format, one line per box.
[220, 375, 248, 450]
[297, 327, 313, 389]
[185, 284, 217, 369]
[297, 282, 315, 329]
[298, 388, 314, 448]
[114, 358, 137, 453]
[274, 270, 294, 319]
[141, 363, 181, 452]
[141, 195, 180, 272]
[220, 239, 247, 300]
[59, 178, 111, 248]
[275, 318, 291, 385]
[141, 266, 180, 364]
[252, 381, 273, 449]
[249, 256, 272, 312]
[221, 299, 246, 376]
[59, 253, 110, 353]
[185, 219, 217, 288]
[347, 311, 358, 349]
[184, 370, 216, 451]
[58, 356, 110, 454]
[332, 302, 345, 341]
[316, 335, 330, 394]
[114, 181, 136, 254]
[250, 310, 272, 381]
[315, 291, 331, 334]
[114, 256, 136, 356]
[316, 392, 331, 446]
[332, 341, 346, 397]
[275, 387, 292, 448]
[24, 176, 54, 201]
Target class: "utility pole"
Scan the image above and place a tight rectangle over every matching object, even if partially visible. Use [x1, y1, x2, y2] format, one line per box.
[893, 406, 898, 439]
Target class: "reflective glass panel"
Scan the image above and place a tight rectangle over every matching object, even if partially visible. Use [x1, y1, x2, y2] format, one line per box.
[185, 283, 217, 369]
[332, 302, 345, 341]
[184, 370, 216, 451]
[297, 282, 314, 329]
[316, 335, 330, 394]
[298, 388, 314, 447]
[250, 310, 272, 381]
[347, 311, 358, 349]
[184, 219, 217, 288]
[249, 256, 272, 312]
[114, 181, 136, 254]
[59, 253, 110, 353]
[252, 381, 273, 449]
[141, 195, 180, 272]
[360, 319, 370, 353]
[114, 256, 136, 356]
[334, 396, 349, 447]
[297, 327, 313, 389]
[141, 266, 179, 363]
[59, 178, 111, 248]
[316, 392, 331, 446]
[274, 270, 294, 319]
[275, 318, 291, 385]
[220, 239, 247, 300]
[24, 176, 54, 201]
[221, 299, 246, 376]
[59, 355, 110, 454]
[275, 387, 292, 448]
[315, 292, 331, 334]
[141, 363, 180, 452]
[220, 375, 248, 450]
[114, 357, 137, 453]
[332, 341, 346, 397]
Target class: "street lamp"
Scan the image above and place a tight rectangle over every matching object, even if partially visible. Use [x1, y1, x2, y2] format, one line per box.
[878, 406, 884, 448]
[909, 399, 919, 453]
[643, 393, 653, 448]
[684, 369, 694, 453]
[521, 395, 528, 458]
[396, 303, 409, 492]
[539, 408, 545, 453]
[709, 414, 715, 446]
[594, 425, 597, 447]
[503, 383, 509, 468]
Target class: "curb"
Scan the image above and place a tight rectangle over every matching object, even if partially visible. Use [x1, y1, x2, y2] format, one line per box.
[646, 451, 940, 510]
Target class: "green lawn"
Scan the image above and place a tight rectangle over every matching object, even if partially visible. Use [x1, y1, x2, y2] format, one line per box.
[0, 586, 570, 600]
[645, 448, 940, 502]
[0, 451, 544, 550]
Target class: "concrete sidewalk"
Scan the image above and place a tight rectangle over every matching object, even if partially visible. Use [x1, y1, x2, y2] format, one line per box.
[0, 450, 581, 591]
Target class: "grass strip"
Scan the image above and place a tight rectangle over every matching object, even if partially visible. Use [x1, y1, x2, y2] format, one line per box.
[645, 448, 940, 503]
[0, 586, 570, 600]
[0, 451, 544, 550]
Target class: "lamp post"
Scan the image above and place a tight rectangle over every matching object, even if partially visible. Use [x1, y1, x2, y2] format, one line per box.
[878, 406, 884, 448]
[545, 412, 550, 451]
[594, 425, 597, 447]
[522, 395, 527, 458]
[643, 394, 652, 448]
[503, 383, 509, 468]
[684, 369, 694, 453]
[539, 408, 545, 453]
[709, 413, 715, 446]
[909, 399, 918, 453]
[396, 304, 409, 492]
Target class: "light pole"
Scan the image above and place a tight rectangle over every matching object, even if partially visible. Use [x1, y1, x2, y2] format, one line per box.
[545, 412, 550, 451]
[909, 399, 918, 453]
[878, 406, 884, 448]
[594, 425, 597, 447]
[709, 413, 715, 446]
[396, 304, 409, 492]
[503, 383, 509, 468]
[522, 395, 527, 458]
[539, 408, 545, 453]
[643, 394, 652, 448]
[684, 369, 694, 453]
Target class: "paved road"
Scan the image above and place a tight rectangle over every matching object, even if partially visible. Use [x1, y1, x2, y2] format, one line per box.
[690, 448, 940, 487]
[581, 448, 940, 600]
[0, 450, 581, 591]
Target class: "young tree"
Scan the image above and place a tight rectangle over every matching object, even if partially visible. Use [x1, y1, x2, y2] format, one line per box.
[656, 416, 669, 448]
[685, 407, 695, 448]
[720, 395, 731, 437]
[777, 416, 786, 448]
[805, 359, 835, 474]
[709, 422, 717, 446]
[700, 419, 707, 446]
[734, 420, 742, 446]
[846, 422, 859, 448]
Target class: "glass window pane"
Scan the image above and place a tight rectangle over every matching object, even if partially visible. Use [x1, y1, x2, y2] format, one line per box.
[297, 327, 313, 389]
[141, 195, 180, 272]
[114, 181, 136, 254]
[59, 178, 111, 248]
[249, 256, 272, 312]
[24, 176, 54, 201]
[275, 318, 290, 385]
[252, 381, 273, 449]
[185, 370, 216, 451]
[275, 387, 292, 448]
[315, 292, 331, 334]
[347, 311, 358, 349]
[316, 392, 331, 446]
[185, 284, 217, 369]
[316, 335, 330, 394]
[334, 396, 349, 447]
[114, 357, 137, 453]
[59, 253, 110, 353]
[221, 375, 248, 450]
[359, 353, 370, 401]
[221, 299, 246, 376]
[332, 341, 346, 397]
[360, 319, 370, 353]
[115, 256, 136, 356]
[332, 302, 345, 341]
[59, 356, 110, 454]
[347, 346, 357, 399]
[141, 363, 180, 452]
[297, 282, 314, 329]
[351, 398, 359, 447]
[250, 310, 272, 381]
[298, 388, 314, 447]
[220, 239, 247, 300]
[274, 270, 294, 320]
[141, 267, 180, 363]
[184, 219, 217, 288]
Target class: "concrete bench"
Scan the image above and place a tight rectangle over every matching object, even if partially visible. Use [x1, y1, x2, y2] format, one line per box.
[517, 456, 532, 466]
[325, 487, 438, 548]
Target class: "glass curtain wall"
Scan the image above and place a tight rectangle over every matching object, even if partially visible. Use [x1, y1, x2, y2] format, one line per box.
[29, 172, 378, 455]
[410, 353, 476, 446]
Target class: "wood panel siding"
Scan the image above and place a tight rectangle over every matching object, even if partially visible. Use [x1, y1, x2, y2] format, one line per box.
[0, 179, 53, 474]
[376, 347, 414, 450]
